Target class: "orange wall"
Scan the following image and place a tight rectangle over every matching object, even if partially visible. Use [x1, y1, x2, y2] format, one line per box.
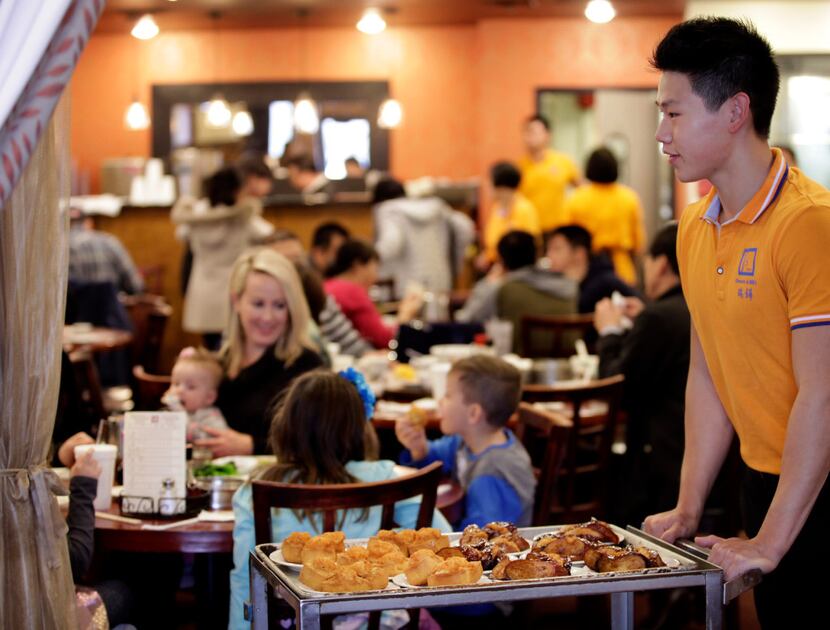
[70, 16, 679, 193]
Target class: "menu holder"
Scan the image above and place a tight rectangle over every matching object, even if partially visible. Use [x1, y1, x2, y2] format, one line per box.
[122, 411, 187, 515]
[119, 488, 210, 520]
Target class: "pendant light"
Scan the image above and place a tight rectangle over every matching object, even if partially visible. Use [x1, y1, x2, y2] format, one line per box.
[584, 0, 616, 24]
[131, 14, 159, 40]
[293, 9, 320, 134]
[232, 109, 254, 136]
[377, 98, 402, 129]
[125, 98, 150, 130]
[357, 8, 386, 35]
[205, 95, 232, 128]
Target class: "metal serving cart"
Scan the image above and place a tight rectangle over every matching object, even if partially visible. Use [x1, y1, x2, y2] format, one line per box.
[247, 524, 760, 630]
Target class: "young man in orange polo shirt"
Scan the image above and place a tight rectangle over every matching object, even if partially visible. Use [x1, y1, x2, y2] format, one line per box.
[644, 18, 830, 626]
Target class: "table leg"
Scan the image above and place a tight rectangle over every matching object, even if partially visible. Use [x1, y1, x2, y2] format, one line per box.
[249, 556, 269, 630]
[705, 573, 723, 630]
[298, 602, 321, 630]
[610, 591, 634, 630]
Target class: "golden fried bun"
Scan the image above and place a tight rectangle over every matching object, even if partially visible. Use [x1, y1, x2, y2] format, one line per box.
[404, 549, 443, 586]
[299, 557, 339, 590]
[369, 550, 408, 578]
[372, 530, 409, 556]
[407, 527, 450, 554]
[301, 531, 346, 564]
[367, 538, 400, 559]
[427, 557, 483, 587]
[281, 531, 311, 563]
[336, 546, 369, 565]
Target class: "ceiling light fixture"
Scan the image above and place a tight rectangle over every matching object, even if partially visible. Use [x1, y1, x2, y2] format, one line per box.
[232, 109, 254, 136]
[357, 8, 386, 35]
[205, 95, 232, 128]
[125, 98, 150, 130]
[377, 98, 403, 129]
[293, 93, 320, 134]
[584, 0, 616, 24]
[131, 14, 159, 40]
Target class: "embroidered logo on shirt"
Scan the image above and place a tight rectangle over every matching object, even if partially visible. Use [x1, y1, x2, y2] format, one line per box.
[736, 248, 758, 300]
[738, 248, 757, 276]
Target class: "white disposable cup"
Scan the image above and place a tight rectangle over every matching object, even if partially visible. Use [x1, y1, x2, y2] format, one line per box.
[430, 362, 452, 401]
[74, 444, 117, 511]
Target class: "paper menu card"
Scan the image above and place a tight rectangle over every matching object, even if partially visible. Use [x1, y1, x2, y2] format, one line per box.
[123, 411, 186, 513]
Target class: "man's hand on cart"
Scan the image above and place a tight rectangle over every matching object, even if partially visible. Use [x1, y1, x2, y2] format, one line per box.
[642, 507, 699, 544]
[695, 534, 779, 581]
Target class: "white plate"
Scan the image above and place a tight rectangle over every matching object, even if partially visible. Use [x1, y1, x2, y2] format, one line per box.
[269, 548, 303, 571]
[391, 573, 490, 589]
[296, 580, 394, 595]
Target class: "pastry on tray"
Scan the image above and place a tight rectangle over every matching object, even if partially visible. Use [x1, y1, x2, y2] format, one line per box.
[584, 545, 649, 573]
[407, 527, 450, 554]
[301, 531, 346, 564]
[300, 557, 387, 592]
[405, 549, 444, 586]
[558, 519, 620, 545]
[426, 557, 484, 587]
[336, 546, 369, 565]
[281, 531, 312, 563]
[491, 552, 570, 580]
[532, 533, 598, 561]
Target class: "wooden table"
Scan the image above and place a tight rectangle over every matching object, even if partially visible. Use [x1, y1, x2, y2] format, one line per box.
[63, 325, 133, 354]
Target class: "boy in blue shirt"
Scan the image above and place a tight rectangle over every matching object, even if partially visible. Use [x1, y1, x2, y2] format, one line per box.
[396, 355, 536, 527]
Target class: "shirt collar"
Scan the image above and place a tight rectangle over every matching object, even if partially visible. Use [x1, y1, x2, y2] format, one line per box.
[700, 148, 789, 226]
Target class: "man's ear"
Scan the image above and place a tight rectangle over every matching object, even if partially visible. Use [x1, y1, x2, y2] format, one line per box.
[727, 92, 752, 134]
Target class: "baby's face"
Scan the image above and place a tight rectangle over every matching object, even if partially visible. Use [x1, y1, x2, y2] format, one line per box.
[169, 362, 217, 414]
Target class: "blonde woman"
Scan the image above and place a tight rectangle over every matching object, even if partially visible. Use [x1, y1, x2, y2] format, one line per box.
[195, 248, 323, 456]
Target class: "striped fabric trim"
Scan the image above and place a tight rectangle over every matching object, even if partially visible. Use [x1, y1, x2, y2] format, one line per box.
[790, 314, 830, 331]
[792, 321, 830, 331]
[751, 161, 789, 224]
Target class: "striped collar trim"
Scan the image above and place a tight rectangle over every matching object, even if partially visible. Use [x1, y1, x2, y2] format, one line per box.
[700, 148, 789, 226]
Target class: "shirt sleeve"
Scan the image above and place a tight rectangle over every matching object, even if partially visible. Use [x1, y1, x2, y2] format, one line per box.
[229, 484, 255, 630]
[461, 475, 525, 528]
[344, 287, 395, 349]
[107, 235, 144, 295]
[66, 475, 98, 581]
[399, 435, 458, 478]
[776, 208, 830, 330]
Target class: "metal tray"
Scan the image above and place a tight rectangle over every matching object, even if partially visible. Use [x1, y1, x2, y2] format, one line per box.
[248, 524, 742, 630]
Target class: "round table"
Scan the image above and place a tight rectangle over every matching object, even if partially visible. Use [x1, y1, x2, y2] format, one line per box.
[63, 325, 133, 354]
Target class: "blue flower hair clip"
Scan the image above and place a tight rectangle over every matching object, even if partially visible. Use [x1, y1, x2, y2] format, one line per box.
[338, 366, 376, 420]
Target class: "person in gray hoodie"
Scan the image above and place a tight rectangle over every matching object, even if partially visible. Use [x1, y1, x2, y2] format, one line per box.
[456, 230, 577, 323]
[372, 178, 474, 298]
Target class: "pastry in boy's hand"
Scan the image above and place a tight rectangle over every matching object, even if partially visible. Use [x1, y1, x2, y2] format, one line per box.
[281, 531, 311, 563]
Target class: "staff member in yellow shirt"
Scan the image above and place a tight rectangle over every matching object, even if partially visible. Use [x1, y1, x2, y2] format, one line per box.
[480, 161, 540, 266]
[565, 147, 646, 285]
[644, 18, 830, 628]
[518, 115, 580, 232]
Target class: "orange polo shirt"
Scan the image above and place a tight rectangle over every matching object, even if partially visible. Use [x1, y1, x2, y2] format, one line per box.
[677, 148, 830, 474]
[483, 193, 541, 262]
[518, 149, 580, 231]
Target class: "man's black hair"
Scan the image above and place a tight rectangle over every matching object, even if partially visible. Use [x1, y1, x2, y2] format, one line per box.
[497, 230, 537, 271]
[311, 221, 350, 250]
[204, 167, 241, 207]
[490, 161, 522, 190]
[237, 155, 272, 180]
[651, 17, 780, 138]
[525, 114, 551, 131]
[649, 222, 680, 276]
[372, 178, 406, 204]
[284, 153, 317, 173]
[328, 238, 379, 277]
[585, 147, 618, 184]
[345, 156, 360, 166]
[549, 224, 592, 253]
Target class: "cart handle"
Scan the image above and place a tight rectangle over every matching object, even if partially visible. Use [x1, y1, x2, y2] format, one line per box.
[675, 539, 763, 605]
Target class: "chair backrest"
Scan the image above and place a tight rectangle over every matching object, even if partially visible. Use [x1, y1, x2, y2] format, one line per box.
[521, 374, 624, 523]
[251, 461, 443, 544]
[121, 294, 173, 373]
[495, 280, 577, 355]
[513, 402, 572, 526]
[519, 312, 596, 358]
[132, 365, 171, 411]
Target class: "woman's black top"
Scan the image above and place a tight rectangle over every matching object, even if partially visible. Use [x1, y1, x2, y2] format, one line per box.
[217, 346, 323, 454]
